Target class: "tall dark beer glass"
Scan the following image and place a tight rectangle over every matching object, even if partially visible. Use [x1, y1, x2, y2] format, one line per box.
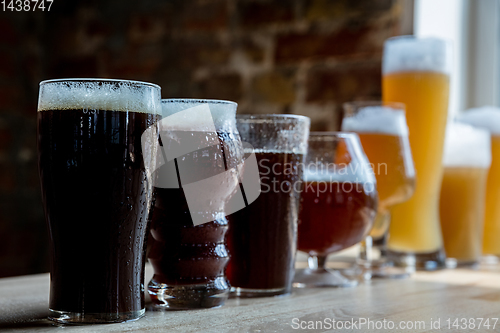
[226, 114, 310, 297]
[37, 79, 161, 324]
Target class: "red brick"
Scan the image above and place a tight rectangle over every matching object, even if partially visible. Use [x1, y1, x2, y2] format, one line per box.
[180, 1, 228, 31]
[305, 0, 395, 21]
[196, 73, 242, 101]
[241, 38, 265, 63]
[238, 0, 294, 27]
[251, 71, 295, 104]
[177, 39, 231, 68]
[275, 24, 379, 63]
[0, 126, 12, 152]
[306, 61, 382, 103]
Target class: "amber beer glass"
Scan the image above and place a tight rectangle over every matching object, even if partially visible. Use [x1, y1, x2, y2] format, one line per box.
[226, 115, 310, 297]
[294, 132, 378, 287]
[383, 36, 451, 269]
[342, 102, 415, 277]
[457, 107, 500, 261]
[37, 79, 162, 323]
[440, 123, 490, 267]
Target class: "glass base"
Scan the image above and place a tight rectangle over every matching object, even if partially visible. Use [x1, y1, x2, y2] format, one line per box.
[445, 258, 479, 269]
[148, 276, 230, 310]
[230, 286, 290, 298]
[293, 268, 358, 288]
[48, 309, 144, 324]
[481, 255, 500, 265]
[387, 248, 446, 271]
[357, 257, 413, 279]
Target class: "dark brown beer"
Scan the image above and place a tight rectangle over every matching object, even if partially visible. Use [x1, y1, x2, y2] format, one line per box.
[38, 108, 159, 315]
[147, 131, 240, 308]
[226, 152, 304, 294]
[298, 181, 377, 255]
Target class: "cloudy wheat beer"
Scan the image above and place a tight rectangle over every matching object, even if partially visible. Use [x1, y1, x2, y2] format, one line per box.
[37, 79, 161, 324]
[439, 123, 490, 266]
[342, 103, 415, 240]
[457, 107, 500, 258]
[383, 36, 450, 269]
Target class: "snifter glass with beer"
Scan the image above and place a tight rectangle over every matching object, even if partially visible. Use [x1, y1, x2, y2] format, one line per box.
[342, 102, 415, 278]
[382, 36, 451, 270]
[147, 99, 243, 309]
[226, 114, 310, 297]
[37, 79, 162, 323]
[440, 123, 491, 267]
[457, 107, 500, 263]
[294, 132, 378, 287]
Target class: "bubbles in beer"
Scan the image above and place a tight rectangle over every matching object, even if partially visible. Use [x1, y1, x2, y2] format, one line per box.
[383, 36, 451, 74]
[443, 122, 491, 168]
[38, 79, 162, 115]
[457, 106, 500, 135]
[341, 106, 408, 136]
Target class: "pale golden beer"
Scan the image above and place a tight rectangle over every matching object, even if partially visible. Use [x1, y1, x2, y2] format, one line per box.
[439, 123, 491, 266]
[382, 36, 450, 269]
[484, 135, 500, 256]
[440, 168, 488, 263]
[457, 107, 500, 257]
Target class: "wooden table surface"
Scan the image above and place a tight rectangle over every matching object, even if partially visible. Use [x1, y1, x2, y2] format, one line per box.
[1, 262, 499, 333]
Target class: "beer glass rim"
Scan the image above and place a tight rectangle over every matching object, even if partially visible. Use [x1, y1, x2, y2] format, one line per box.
[309, 131, 359, 141]
[39, 78, 161, 90]
[162, 98, 237, 107]
[236, 113, 310, 123]
[343, 101, 405, 111]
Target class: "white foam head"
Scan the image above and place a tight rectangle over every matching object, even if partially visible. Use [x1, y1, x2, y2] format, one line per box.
[38, 79, 162, 114]
[342, 106, 409, 136]
[161, 99, 237, 132]
[456, 106, 500, 135]
[443, 122, 491, 168]
[383, 36, 451, 74]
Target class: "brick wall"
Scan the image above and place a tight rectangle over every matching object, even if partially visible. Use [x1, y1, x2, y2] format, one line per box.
[0, 0, 411, 277]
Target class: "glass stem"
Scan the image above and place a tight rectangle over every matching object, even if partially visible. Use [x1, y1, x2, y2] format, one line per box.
[307, 255, 327, 271]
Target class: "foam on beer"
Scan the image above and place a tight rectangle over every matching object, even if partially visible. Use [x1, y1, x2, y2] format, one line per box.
[161, 99, 237, 132]
[341, 106, 408, 136]
[443, 122, 491, 168]
[456, 106, 500, 135]
[383, 37, 451, 74]
[37, 79, 162, 115]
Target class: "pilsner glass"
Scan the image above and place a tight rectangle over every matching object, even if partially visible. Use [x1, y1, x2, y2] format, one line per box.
[294, 132, 378, 287]
[147, 99, 242, 309]
[37, 79, 162, 323]
[226, 114, 310, 297]
[342, 102, 415, 277]
[440, 123, 490, 267]
[457, 107, 500, 262]
[382, 36, 451, 270]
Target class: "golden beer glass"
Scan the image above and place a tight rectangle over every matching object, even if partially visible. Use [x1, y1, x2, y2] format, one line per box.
[439, 123, 490, 267]
[382, 36, 450, 270]
[457, 107, 500, 262]
[342, 102, 415, 277]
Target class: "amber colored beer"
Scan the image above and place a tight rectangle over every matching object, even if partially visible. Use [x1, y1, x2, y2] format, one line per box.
[483, 135, 500, 256]
[440, 167, 488, 263]
[383, 71, 450, 253]
[298, 181, 377, 255]
[356, 133, 415, 239]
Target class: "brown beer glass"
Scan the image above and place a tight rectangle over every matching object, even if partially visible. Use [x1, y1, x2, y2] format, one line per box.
[37, 79, 162, 323]
[226, 114, 310, 297]
[147, 99, 243, 309]
[294, 132, 378, 287]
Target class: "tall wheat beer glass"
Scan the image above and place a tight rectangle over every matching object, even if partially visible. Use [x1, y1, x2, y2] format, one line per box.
[457, 107, 500, 262]
[382, 36, 451, 269]
[440, 123, 490, 267]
